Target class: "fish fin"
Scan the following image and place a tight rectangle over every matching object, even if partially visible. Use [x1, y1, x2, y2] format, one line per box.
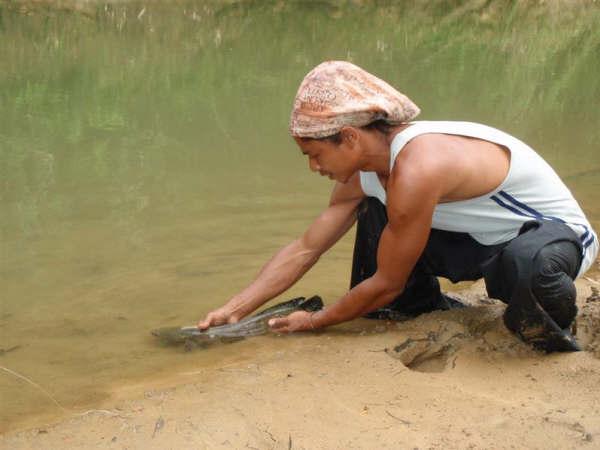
[183, 339, 212, 351]
[250, 297, 306, 318]
[219, 336, 245, 344]
[183, 339, 198, 352]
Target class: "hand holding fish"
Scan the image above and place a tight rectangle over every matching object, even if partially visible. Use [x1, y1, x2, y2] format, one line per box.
[268, 310, 316, 333]
[154, 297, 324, 349]
[197, 305, 240, 330]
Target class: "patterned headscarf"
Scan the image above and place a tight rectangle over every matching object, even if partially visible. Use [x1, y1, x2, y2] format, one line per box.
[289, 61, 420, 139]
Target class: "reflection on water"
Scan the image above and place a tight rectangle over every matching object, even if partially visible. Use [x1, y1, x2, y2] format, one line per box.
[1, 0, 599, 432]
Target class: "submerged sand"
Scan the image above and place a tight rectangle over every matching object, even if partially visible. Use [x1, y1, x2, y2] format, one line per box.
[2, 273, 600, 449]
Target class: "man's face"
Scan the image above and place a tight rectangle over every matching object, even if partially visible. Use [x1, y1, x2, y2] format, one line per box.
[294, 134, 359, 183]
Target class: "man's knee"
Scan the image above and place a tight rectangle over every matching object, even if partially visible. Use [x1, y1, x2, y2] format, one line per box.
[531, 243, 579, 329]
[491, 238, 580, 326]
[485, 221, 583, 352]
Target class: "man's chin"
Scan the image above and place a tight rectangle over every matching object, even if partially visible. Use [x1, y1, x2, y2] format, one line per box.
[323, 172, 349, 183]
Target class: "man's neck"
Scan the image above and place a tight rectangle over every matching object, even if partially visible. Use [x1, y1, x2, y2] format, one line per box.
[361, 123, 411, 175]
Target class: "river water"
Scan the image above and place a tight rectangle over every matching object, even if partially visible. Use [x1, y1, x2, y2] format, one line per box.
[1, 1, 599, 431]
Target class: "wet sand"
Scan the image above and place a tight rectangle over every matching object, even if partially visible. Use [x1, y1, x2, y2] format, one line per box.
[2, 272, 600, 449]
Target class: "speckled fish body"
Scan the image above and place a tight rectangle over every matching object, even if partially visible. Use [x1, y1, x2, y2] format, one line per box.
[152, 295, 323, 346]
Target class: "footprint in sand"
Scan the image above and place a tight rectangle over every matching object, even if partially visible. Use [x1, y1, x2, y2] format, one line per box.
[385, 305, 523, 372]
[386, 333, 458, 373]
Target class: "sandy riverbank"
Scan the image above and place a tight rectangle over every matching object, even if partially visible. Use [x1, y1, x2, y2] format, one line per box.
[2, 274, 600, 450]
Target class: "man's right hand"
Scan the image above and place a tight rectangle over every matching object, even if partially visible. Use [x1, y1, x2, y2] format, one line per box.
[197, 306, 240, 330]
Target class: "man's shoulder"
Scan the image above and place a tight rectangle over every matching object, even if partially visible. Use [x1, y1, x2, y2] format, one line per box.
[394, 133, 452, 170]
[388, 132, 467, 205]
[402, 131, 456, 149]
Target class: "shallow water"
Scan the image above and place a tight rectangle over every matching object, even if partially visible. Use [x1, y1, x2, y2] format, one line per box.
[1, 1, 599, 432]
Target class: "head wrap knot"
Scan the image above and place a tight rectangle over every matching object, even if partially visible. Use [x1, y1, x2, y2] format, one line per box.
[289, 61, 420, 139]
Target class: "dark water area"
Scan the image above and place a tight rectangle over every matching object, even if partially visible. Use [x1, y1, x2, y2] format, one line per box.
[1, 0, 599, 432]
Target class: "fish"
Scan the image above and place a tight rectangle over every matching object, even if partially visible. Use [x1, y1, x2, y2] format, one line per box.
[151, 295, 323, 349]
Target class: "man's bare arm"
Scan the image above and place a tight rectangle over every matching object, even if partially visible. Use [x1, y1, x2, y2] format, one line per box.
[270, 142, 445, 332]
[198, 173, 365, 328]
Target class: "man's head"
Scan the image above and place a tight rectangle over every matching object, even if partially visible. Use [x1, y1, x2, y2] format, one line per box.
[289, 61, 419, 181]
[289, 61, 419, 139]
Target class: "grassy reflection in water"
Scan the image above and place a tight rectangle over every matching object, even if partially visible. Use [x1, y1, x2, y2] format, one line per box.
[1, 1, 599, 239]
[0, 0, 599, 432]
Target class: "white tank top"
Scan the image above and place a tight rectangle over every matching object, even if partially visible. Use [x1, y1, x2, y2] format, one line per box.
[359, 121, 598, 277]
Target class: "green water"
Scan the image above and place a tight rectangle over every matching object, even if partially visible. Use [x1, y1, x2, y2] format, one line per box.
[1, 0, 599, 432]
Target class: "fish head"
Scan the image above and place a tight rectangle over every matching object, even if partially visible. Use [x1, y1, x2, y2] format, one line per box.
[151, 327, 188, 344]
[300, 295, 324, 312]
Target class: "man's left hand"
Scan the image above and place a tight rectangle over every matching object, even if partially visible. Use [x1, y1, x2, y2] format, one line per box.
[268, 310, 315, 333]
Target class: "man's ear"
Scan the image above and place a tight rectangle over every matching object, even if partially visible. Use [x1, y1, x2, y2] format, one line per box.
[340, 126, 359, 147]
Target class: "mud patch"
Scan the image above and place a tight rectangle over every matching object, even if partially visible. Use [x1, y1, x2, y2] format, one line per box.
[386, 303, 530, 372]
[575, 284, 600, 358]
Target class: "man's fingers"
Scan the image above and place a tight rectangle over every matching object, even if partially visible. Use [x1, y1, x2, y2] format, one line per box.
[268, 317, 289, 331]
[200, 312, 300, 332]
[198, 312, 236, 330]
[268, 318, 281, 328]
[197, 313, 216, 330]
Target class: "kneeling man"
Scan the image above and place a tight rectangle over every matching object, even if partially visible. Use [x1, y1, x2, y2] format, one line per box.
[199, 61, 598, 353]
